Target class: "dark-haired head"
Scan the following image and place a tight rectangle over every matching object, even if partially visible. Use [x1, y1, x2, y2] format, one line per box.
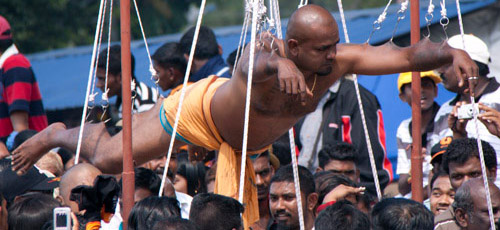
[175, 163, 206, 197]
[189, 193, 244, 230]
[152, 217, 199, 230]
[317, 143, 359, 182]
[441, 138, 497, 189]
[152, 42, 187, 90]
[180, 26, 219, 60]
[314, 172, 358, 205]
[128, 196, 181, 230]
[372, 198, 434, 230]
[315, 200, 369, 230]
[7, 193, 61, 230]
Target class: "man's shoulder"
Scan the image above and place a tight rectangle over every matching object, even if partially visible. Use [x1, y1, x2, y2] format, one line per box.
[2, 54, 31, 72]
[434, 207, 460, 230]
[397, 118, 412, 134]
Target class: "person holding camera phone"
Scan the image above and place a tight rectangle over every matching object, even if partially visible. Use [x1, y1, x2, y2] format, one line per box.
[432, 34, 500, 186]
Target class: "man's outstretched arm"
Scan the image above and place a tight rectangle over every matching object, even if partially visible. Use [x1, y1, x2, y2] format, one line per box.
[11, 101, 180, 174]
[336, 38, 478, 86]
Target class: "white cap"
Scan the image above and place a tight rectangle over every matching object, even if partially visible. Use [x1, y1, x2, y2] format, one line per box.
[448, 34, 490, 65]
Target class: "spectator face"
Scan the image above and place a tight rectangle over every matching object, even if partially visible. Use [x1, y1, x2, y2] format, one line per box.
[323, 160, 359, 183]
[174, 174, 188, 194]
[437, 64, 462, 94]
[253, 156, 275, 200]
[399, 77, 437, 111]
[448, 157, 495, 189]
[145, 152, 177, 181]
[96, 67, 121, 98]
[466, 185, 500, 230]
[153, 61, 175, 91]
[269, 181, 303, 230]
[430, 175, 455, 216]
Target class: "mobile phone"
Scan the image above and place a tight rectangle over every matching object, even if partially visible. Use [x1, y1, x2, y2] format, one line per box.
[53, 207, 71, 230]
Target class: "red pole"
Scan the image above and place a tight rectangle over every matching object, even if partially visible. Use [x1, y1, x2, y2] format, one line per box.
[410, 0, 423, 202]
[120, 0, 135, 227]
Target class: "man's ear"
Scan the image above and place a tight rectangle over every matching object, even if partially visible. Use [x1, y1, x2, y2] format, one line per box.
[184, 53, 189, 61]
[489, 167, 497, 182]
[315, 167, 323, 173]
[398, 92, 407, 103]
[56, 195, 65, 205]
[307, 192, 319, 211]
[455, 208, 469, 228]
[287, 39, 299, 57]
[218, 44, 223, 55]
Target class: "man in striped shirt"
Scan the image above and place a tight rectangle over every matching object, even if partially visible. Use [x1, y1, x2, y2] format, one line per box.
[96, 45, 158, 126]
[0, 15, 47, 144]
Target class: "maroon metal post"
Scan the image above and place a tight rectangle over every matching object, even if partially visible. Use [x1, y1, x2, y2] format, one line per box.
[120, 0, 135, 227]
[410, 0, 423, 202]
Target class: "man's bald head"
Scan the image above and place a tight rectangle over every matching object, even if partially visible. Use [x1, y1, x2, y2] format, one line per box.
[286, 5, 338, 43]
[454, 178, 500, 230]
[58, 163, 102, 213]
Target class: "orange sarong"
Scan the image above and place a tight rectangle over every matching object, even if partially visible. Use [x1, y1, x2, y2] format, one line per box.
[161, 75, 264, 227]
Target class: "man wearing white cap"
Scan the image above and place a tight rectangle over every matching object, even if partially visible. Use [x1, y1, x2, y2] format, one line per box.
[396, 71, 442, 197]
[432, 34, 500, 186]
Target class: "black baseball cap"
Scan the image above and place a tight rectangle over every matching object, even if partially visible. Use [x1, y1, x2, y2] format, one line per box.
[431, 136, 453, 165]
[0, 159, 59, 201]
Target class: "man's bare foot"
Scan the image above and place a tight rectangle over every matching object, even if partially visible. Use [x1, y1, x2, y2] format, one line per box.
[11, 122, 67, 175]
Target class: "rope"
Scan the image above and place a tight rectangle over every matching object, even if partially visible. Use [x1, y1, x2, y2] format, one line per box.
[268, 0, 305, 229]
[88, 0, 109, 111]
[390, 0, 409, 41]
[159, 0, 207, 196]
[231, 11, 250, 77]
[75, 0, 107, 164]
[337, 0, 383, 200]
[238, 0, 261, 204]
[440, 0, 449, 38]
[132, 0, 159, 93]
[101, 0, 114, 115]
[298, 0, 308, 8]
[424, 0, 435, 37]
[367, 0, 393, 43]
[455, 1, 495, 228]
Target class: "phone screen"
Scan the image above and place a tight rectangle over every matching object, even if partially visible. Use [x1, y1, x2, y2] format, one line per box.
[56, 213, 68, 227]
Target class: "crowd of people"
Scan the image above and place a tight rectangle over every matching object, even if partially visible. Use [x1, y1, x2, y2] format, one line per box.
[1, 3, 500, 230]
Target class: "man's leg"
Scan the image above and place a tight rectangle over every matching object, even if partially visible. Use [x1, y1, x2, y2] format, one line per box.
[11, 101, 182, 174]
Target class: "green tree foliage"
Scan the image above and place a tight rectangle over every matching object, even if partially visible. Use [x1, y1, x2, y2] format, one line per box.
[0, 0, 386, 54]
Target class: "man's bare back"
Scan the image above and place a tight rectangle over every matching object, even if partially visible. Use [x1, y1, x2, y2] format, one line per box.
[10, 5, 477, 175]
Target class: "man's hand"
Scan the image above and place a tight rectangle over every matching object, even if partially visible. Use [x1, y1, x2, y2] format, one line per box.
[449, 101, 469, 138]
[451, 48, 479, 90]
[478, 103, 500, 138]
[276, 58, 312, 105]
[322, 184, 365, 204]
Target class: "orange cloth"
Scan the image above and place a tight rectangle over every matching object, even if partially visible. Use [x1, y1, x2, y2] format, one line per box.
[162, 75, 264, 227]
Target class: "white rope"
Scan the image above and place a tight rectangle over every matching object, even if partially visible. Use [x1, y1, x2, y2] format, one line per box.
[269, 0, 304, 229]
[238, 0, 261, 204]
[159, 0, 207, 196]
[231, 11, 250, 77]
[298, 0, 308, 8]
[75, 0, 107, 164]
[88, 0, 109, 109]
[101, 0, 114, 110]
[391, 0, 409, 41]
[455, 0, 494, 228]
[337, 0, 383, 200]
[132, 0, 158, 89]
[367, 0, 393, 43]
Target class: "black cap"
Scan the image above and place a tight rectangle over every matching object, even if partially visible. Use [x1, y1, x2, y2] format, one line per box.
[0, 159, 59, 201]
[430, 136, 453, 165]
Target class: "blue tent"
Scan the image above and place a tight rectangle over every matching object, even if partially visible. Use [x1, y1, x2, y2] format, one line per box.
[27, 0, 497, 178]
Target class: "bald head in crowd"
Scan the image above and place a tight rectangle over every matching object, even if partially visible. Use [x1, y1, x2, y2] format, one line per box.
[57, 163, 102, 213]
[453, 178, 500, 230]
